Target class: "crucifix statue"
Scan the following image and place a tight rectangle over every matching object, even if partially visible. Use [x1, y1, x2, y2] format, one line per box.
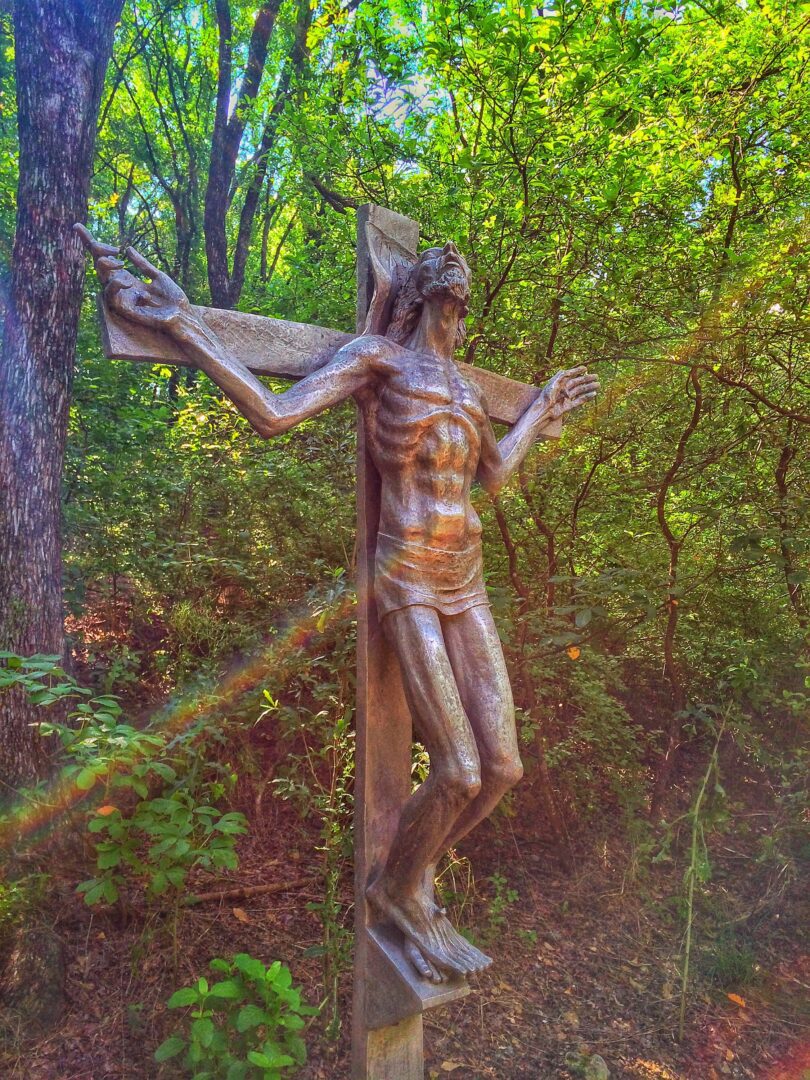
[76, 205, 597, 1079]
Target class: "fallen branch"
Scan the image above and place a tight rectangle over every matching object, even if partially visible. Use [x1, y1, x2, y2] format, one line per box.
[182, 876, 319, 906]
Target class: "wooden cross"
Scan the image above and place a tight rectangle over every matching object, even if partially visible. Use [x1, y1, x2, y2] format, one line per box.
[96, 204, 560, 1079]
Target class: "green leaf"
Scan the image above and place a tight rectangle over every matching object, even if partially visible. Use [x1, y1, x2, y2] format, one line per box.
[167, 986, 199, 1008]
[233, 954, 266, 981]
[236, 1003, 267, 1031]
[97, 848, 121, 870]
[208, 979, 241, 1000]
[150, 871, 168, 895]
[76, 767, 98, 791]
[281, 1013, 305, 1030]
[286, 1033, 307, 1064]
[247, 1051, 273, 1068]
[270, 966, 292, 990]
[268, 1054, 294, 1068]
[79, 880, 107, 906]
[154, 1035, 186, 1061]
[191, 1016, 215, 1048]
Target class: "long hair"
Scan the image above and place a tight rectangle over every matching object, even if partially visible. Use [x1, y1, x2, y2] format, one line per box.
[385, 264, 468, 351]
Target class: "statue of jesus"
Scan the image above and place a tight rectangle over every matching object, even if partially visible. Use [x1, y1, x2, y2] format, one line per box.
[77, 225, 598, 983]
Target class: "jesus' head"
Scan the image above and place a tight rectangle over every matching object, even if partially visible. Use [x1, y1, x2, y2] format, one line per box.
[387, 241, 471, 350]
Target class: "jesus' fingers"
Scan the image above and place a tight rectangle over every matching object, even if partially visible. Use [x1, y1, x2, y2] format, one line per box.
[124, 246, 187, 303]
[564, 373, 600, 395]
[563, 390, 598, 412]
[124, 245, 163, 280]
[74, 223, 119, 260]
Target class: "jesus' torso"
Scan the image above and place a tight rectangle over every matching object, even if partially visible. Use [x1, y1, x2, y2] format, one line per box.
[358, 344, 487, 551]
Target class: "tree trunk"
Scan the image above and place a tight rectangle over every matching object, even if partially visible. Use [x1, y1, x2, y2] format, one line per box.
[0, 0, 124, 791]
[204, 0, 284, 309]
[649, 369, 703, 817]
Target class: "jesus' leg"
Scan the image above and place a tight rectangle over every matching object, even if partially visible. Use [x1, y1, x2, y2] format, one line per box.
[410, 606, 522, 972]
[366, 604, 493, 978]
[433, 605, 523, 857]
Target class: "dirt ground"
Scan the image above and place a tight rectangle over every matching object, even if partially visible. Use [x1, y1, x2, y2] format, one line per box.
[1, 758, 806, 1080]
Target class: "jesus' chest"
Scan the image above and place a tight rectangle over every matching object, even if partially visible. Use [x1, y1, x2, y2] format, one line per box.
[365, 352, 487, 472]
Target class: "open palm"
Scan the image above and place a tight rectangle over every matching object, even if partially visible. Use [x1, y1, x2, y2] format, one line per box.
[74, 225, 190, 332]
[542, 366, 600, 419]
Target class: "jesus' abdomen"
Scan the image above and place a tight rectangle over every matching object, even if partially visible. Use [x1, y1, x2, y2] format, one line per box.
[363, 349, 490, 619]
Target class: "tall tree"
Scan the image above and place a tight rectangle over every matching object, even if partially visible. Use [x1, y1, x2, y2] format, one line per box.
[0, 0, 124, 790]
[204, 0, 312, 309]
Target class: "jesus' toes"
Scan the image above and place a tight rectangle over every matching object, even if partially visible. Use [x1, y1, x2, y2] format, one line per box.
[438, 928, 478, 975]
[438, 918, 492, 974]
[405, 940, 444, 983]
[433, 914, 483, 970]
[462, 940, 493, 974]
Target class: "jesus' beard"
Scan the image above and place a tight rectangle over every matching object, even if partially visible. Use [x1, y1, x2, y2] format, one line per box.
[420, 267, 470, 310]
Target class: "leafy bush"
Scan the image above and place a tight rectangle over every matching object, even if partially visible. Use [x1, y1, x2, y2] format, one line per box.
[521, 641, 649, 819]
[0, 652, 86, 708]
[81, 792, 246, 905]
[0, 654, 248, 907]
[261, 574, 356, 1036]
[155, 954, 317, 1079]
[46, 701, 247, 905]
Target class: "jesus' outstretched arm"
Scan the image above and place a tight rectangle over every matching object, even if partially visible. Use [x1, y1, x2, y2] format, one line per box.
[74, 227, 383, 437]
[476, 366, 599, 494]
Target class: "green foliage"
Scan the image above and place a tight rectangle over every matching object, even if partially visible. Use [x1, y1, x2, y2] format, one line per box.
[517, 637, 649, 818]
[0, 653, 248, 907]
[154, 954, 317, 1080]
[264, 575, 355, 1036]
[7, 0, 809, 989]
[3, 2, 809, 1067]
[0, 875, 47, 958]
[79, 792, 247, 906]
[0, 653, 87, 707]
[58, 0, 808, 839]
[480, 873, 520, 947]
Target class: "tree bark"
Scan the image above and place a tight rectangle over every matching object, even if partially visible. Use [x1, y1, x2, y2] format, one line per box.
[228, 0, 312, 307]
[650, 368, 704, 817]
[0, 0, 124, 791]
[203, 0, 284, 309]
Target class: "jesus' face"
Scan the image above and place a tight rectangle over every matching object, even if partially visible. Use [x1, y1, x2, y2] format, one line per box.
[415, 242, 471, 312]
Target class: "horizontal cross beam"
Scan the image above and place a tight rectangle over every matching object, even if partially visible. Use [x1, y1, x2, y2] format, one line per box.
[98, 299, 561, 434]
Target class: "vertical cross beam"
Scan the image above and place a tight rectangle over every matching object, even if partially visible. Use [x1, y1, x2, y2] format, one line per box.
[352, 206, 468, 1079]
[352, 204, 422, 1079]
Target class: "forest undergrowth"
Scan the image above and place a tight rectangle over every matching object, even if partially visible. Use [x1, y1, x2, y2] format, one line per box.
[0, 577, 806, 1080]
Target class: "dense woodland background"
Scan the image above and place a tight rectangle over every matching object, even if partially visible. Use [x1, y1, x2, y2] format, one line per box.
[0, 1, 807, 1077]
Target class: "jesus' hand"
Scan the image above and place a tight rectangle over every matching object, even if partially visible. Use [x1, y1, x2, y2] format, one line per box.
[539, 366, 600, 420]
[74, 225, 198, 341]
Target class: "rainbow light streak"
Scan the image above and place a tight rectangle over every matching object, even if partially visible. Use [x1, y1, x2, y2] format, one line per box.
[0, 588, 357, 852]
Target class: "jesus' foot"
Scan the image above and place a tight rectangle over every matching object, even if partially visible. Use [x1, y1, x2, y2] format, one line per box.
[367, 877, 492, 980]
[404, 940, 444, 983]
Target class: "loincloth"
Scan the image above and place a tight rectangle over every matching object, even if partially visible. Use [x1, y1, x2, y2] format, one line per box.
[374, 531, 490, 620]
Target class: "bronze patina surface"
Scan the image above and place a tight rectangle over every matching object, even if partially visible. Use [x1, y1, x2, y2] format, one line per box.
[77, 211, 597, 1075]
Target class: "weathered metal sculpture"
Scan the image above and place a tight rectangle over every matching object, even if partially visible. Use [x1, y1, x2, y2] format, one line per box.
[77, 206, 597, 1077]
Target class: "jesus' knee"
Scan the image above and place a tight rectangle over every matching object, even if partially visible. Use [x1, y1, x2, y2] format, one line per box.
[481, 753, 523, 800]
[439, 763, 482, 812]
